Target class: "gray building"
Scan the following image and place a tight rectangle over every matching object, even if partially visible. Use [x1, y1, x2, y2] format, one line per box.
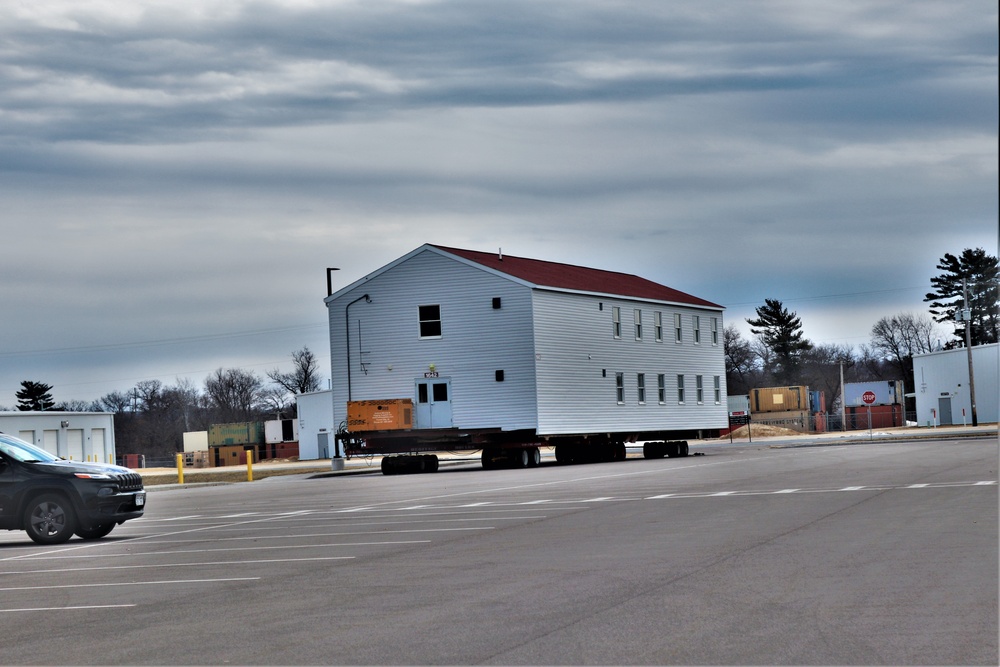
[322, 244, 727, 445]
[912, 343, 998, 426]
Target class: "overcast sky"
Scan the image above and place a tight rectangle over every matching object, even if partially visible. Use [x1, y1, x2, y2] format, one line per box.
[1, 0, 997, 408]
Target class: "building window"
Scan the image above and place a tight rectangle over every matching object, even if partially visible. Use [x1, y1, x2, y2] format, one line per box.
[714, 376, 721, 403]
[696, 375, 704, 403]
[693, 316, 701, 344]
[418, 305, 442, 338]
[612, 307, 621, 339]
[677, 374, 685, 403]
[711, 317, 719, 345]
[654, 311, 663, 342]
[674, 313, 682, 343]
[637, 373, 646, 404]
[634, 309, 642, 340]
[615, 372, 624, 404]
[657, 374, 666, 404]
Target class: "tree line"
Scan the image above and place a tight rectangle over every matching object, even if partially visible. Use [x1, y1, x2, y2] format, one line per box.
[6, 247, 997, 456]
[726, 247, 998, 411]
[8, 347, 324, 459]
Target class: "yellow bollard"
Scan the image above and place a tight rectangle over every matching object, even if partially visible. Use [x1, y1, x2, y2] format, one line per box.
[175, 452, 185, 485]
[246, 450, 254, 482]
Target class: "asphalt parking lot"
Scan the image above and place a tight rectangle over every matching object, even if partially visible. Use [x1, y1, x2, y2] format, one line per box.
[1, 432, 996, 665]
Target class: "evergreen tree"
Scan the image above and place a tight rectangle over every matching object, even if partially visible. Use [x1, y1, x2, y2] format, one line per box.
[746, 299, 813, 385]
[16, 380, 55, 411]
[924, 248, 999, 346]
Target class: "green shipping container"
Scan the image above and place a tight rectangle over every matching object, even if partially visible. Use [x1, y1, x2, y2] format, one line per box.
[208, 421, 264, 447]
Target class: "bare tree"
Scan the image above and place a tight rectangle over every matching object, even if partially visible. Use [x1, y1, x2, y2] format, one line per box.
[800, 343, 856, 413]
[205, 368, 264, 423]
[870, 313, 939, 383]
[98, 390, 133, 414]
[267, 346, 324, 396]
[723, 325, 759, 395]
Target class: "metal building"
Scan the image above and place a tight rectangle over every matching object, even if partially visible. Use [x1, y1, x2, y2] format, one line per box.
[912, 343, 998, 426]
[0, 411, 117, 463]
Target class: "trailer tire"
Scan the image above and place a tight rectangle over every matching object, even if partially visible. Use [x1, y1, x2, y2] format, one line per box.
[679, 441, 689, 457]
[643, 442, 665, 459]
[425, 455, 439, 472]
[527, 447, 541, 467]
[512, 449, 529, 468]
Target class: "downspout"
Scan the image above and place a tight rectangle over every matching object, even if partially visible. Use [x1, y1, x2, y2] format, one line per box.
[345, 294, 371, 402]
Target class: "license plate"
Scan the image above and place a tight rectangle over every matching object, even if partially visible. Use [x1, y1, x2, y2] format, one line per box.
[135, 492, 146, 507]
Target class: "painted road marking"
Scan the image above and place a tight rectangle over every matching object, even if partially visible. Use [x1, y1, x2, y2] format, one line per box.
[0, 605, 137, 613]
[0, 577, 260, 592]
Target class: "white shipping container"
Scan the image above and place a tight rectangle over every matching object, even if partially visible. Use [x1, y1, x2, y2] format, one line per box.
[183, 431, 209, 453]
[844, 381, 903, 406]
[265, 418, 300, 444]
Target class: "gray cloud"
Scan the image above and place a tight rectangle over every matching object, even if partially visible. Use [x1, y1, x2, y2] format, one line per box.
[0, 0, 995, 405]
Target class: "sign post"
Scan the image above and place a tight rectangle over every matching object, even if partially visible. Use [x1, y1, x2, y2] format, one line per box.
[861, 391, 876, 440]
[728, 411, 751, 443]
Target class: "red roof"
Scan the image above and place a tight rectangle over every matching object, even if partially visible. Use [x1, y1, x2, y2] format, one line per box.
[432, 245, 721, 308]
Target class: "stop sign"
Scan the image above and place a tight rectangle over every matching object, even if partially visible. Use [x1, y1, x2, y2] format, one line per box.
[862, 390, 877, 405]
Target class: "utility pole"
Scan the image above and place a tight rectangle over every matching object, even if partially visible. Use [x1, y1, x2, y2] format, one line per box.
[839, 361, 846, 432]
[963, 279, 978, 426]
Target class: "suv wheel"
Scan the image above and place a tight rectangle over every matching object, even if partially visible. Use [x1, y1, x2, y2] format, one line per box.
[76, 523, 115, 540]
[24, 494, 77, 544]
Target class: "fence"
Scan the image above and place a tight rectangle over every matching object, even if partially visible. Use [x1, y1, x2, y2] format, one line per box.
[752, 410, 917, 433]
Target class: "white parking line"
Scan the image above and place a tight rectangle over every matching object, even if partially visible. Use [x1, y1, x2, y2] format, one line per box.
[0, 605, 137, 613]
[0, 577, 259, 592]
[2, 557, 357, 575]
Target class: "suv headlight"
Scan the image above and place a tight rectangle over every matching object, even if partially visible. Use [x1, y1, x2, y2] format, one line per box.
[75, 472, 113, 480]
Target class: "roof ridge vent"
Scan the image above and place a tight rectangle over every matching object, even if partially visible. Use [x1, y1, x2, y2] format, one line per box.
[498, 247, 503, 261]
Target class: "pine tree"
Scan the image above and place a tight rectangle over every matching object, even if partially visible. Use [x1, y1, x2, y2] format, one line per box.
[746, 299, 813, 385]
[16, 380, 55, 411]
[924, 248, 999, 346]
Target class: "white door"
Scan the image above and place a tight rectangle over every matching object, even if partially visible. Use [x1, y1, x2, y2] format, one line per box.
[415, 379, 453, 428]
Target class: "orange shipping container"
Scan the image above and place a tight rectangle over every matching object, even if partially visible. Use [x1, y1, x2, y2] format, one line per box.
[750, 386, 809, 413]
[348, 399, 413, 432]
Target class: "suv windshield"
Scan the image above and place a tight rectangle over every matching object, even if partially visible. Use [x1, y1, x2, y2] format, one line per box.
[0, 433, 61, 463]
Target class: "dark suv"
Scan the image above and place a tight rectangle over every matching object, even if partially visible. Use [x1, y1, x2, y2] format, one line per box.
[0, 432, 145, 544]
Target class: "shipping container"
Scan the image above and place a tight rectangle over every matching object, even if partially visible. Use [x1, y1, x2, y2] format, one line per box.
[265, 419, 299, 444]
[183, 431, 209, 453]
[348, 399, 413, 432]
[845, 404, 903, 429]
[844, 381, 903, 407]
[274, 441, 300, 459]
[749, 386, 809, 413]
[208, 422, 264, 447]
[211, 445, 249, 467]
[750, 409, 811, 432]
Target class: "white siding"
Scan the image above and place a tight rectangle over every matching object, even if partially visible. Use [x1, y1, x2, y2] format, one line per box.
[0, 412, 117, 460]
[531, 290, 728, 435]
[327, 249, 539, 432]
[295, 390, 335, 460]
[913, 343, 998, 425]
